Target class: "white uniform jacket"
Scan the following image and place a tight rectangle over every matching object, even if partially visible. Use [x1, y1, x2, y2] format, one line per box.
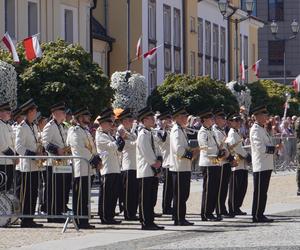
[226, 128, 248, 171]
[67, 125, 96, 178]
[42, 119, 67, 166]
[169, 123, 192, 172]
[136, 126, 157, 178]
[118, 125, 137, 171]
[0, 120, 16, 165]
[212, 124, 229, 165]
[156, 129, 171, 168]
[198, 126, 220, 167]
[95, 129, 121, 175]
[250, 123, 275, 172]
[15, 120, 40, 172]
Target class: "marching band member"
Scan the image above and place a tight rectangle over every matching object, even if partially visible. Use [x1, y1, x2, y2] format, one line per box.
[198, 109, 225, 221]
[136, 107, 164, 230]
[169, 107, 195, 226]
[212, 109, 232, 218]
[0, 102, 16, 192]
[250, 106, 281, 223]
[226, 113, 251, 217]
[117, 109, 139, 221]
[67, 108, 101, 229]
[96, 108, 125, 225]
[156, 111, 173, 215]
[15, 99, 43, 228]
[42, 102, 70, 222]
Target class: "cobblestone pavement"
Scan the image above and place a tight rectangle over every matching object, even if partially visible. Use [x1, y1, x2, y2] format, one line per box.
[1, 171, 300, 249]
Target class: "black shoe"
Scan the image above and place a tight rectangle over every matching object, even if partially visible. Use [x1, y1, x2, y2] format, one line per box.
[174, 219, 194, 226]
[21, 221, 44, 228]
[215, 215, 223, 221]
[101, 219, 122, 225]
[221, 210, 229, 216]
[64, 206, 72, 212]
[79, 223, 95, 229]
[297, 191, 300, 196]
[252, 216, 274, 223]
[125, 216, 139, 221]
[225, 213, 236, 218]
[154, 213, 162, 217]
[47, 218, 66, 223]
[201, 214, 217, 221]
[236, 209, 247, 216]
[141, 223, 164, 230]
[163, 209, 173, 215]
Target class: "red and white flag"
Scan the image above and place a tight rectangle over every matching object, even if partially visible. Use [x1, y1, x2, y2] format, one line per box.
[251, 59, 262, 78]
[240, 60, 245, 81]
[23, 35, 42, 61]
[1, 32, 20, 63]
[293, 75, 300, 93]
[143, 44, 162, 60]
[136, 36, 142, 59]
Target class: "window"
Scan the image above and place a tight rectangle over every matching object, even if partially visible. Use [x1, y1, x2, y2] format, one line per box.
[148, 0, 156, 41]
[268, 40, 284, 65]
[163, 5, 171, 45]
[241, 0, 257, 16]
[205, 21, 211, 56]
[198, 18, 203, 54]
[220, 62, 226, 81]
[213, 24, 219, 59]
[174, 8, 181, 47]
[149, 67, 157, 93]
[64, 9, 74, 43]
[28, 1, 38, 36]
[164, 47, 172, 74]
[205, 57, 211, 76]
[268, 0, 284, 21]
[190, 52, 195, 76]
[213, 60, 218, 79]
[190, 17, 196, 32]
[174, 49, 181, 73]
[220, 27, 226, 60]
[5, 0, 15, 38]
[198, 56, 203, 76]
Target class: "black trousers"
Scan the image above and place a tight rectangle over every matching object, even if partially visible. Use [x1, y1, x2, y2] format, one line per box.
[20, 171, 39, 224]
[252, 170, 272, 219]
[162, 168, 173, 213]
[119, 171, 125, 213]
[0, 164, 14, 192]
[73, 176, 89, 226]
[122, 170, 139, 219]
[152, 177, 159, 208]
[15, 169, 22, 199]
[228, 169, 248, 214]
[45, 166, 71, 215]
[216, 163, 232, 215]
[139, 176, 157, 226]
[98, 173, 120, 221]
[201, 166, 221, 217]
[172, 171, 191, 222]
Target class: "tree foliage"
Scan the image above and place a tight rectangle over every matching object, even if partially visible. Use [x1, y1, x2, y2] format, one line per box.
[147, 74, 239, 115]
[247, 80, 300, 116]
[0, 39, 113, 116]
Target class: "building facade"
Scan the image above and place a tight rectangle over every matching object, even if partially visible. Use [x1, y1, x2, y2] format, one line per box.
[256, 0, 300, 84]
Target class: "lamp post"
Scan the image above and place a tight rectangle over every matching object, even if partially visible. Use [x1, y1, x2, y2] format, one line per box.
[270, 19, 299, 85]
[218, 0, 255, 82]
[127, 0, 131, 70]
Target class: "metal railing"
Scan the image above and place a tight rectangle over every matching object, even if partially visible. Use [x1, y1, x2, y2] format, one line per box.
[0, 155, 92, 233]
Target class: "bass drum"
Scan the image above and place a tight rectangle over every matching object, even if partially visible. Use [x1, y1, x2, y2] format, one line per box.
[0, 193, 13, 227]
[5, 193, 20, 225]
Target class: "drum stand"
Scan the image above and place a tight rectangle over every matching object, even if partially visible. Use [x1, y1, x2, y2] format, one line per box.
[62, 211, 79, 233]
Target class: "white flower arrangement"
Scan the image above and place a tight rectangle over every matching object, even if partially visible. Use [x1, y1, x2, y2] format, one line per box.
[0, 60, 17, 109]
[111, 71, 147, 116]
[226, 81, 252, 114]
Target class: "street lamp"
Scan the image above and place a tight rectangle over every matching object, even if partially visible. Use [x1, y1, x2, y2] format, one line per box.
[270, 19, 299, 84]
[218, 0, 255, 82]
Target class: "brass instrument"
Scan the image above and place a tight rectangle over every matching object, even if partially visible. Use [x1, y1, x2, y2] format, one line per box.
[226, 139, 244, 165]
[86, 130, 102, 170]
[36, 138, 46, 168]
[52, 146, 72, 166]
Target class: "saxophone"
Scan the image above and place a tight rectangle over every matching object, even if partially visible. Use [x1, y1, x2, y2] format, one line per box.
[52, 146, 72, 167]
[226, 139, 243, 164]
[36, 136, 46, 168]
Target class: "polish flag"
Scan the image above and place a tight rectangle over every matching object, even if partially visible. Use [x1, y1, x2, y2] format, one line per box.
[293, 75, 300, 93]
[143, 44, 162, 60]
[240, 60, 245, 81]
[251, 59, 262, 78]
[23, 35, 42, 61]
[136, 36, 142, 59]
[1, 33, 20, 63]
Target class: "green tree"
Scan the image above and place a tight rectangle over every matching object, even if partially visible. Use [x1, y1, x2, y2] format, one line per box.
[147, 74, 239, 115]
[0, 39, 113, 116]
[247, 80, 300, 116]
